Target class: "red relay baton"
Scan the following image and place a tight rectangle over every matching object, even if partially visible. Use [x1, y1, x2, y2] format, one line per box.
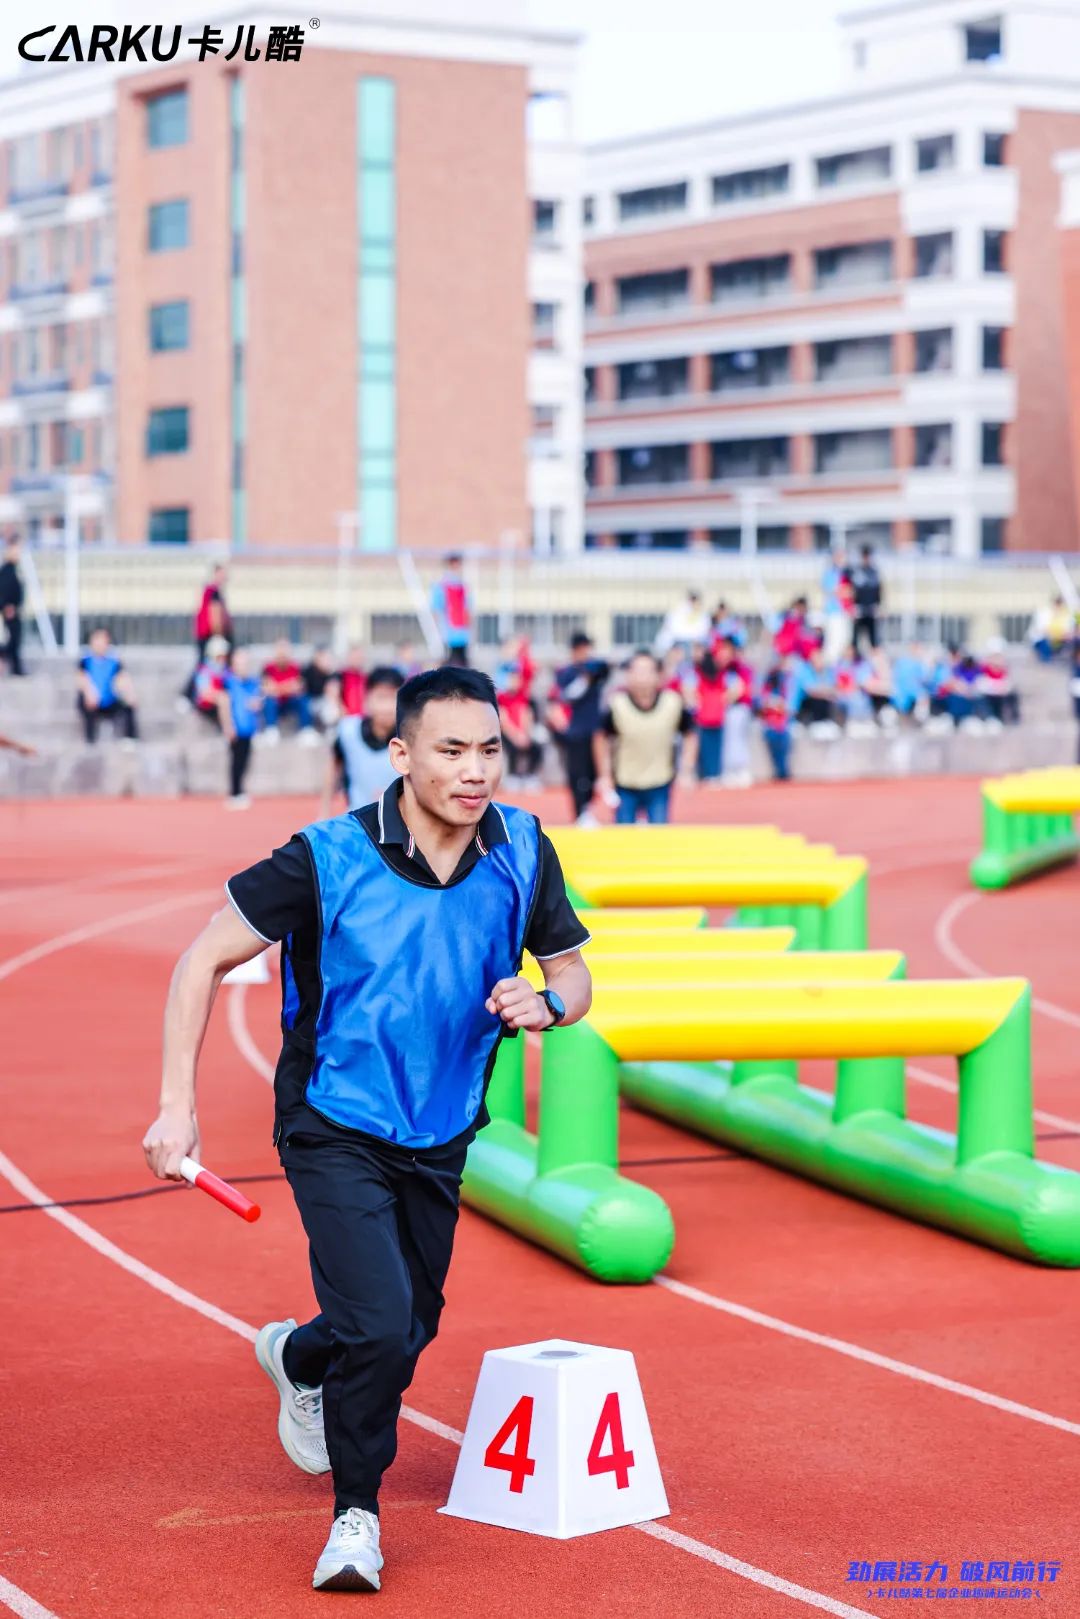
[179, 1155, 261, 1222]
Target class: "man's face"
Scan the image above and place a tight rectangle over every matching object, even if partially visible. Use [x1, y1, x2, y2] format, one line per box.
[390, 697, 502, 826]
[366, 681, 398, 736]
[273, 639, 291, 664]
[89, 630, 109, 655]
[232, 650, 250, 679]
[626, 654, 660, 703]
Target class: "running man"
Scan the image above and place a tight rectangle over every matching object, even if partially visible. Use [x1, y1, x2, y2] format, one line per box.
[142, 666, 592, 1594]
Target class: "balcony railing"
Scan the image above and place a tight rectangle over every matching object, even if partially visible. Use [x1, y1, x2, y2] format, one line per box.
[11, 474, 63, 495]
[10, 279, 70, 302]
[12, 373, 71, 397]
[8, 180, 69, 206]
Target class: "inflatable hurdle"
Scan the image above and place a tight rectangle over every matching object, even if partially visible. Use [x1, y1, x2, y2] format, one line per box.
[970, 767, 1080, 889]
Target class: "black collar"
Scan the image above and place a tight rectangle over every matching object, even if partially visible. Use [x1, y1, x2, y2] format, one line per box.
[375, 777, 510, 864]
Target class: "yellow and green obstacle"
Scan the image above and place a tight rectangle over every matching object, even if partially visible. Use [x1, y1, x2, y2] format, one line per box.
[461, 943, 903, 1282]
[971, 767, 1080, 889]
[555, 974, 1080, 1267]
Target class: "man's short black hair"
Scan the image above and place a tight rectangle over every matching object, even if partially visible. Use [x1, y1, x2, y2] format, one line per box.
[396, 666, 498, 739]
[367, 664, 405, 694]
[627, 648, 661, 669]
[570, 631, 593, 651]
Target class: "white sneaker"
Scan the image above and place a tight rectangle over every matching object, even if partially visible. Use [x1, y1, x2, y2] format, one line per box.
[262, 725, 281, 746]
[254, 1319, 330, 1475]
[313, 1508, 383, 1593]
[298, 727, 321, 748]
[225, 793, 251, 811]
[575, 808, 600, 827]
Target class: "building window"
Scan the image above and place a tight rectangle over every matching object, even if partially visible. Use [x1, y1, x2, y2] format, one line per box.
[712, 163, 789, 205]
[914, 328, 953, 373]
[146, 88, 189, 150]
[913, 231, 954, 278]
[914, 422, 953, 468]
[982, 325, 1006, 369]
[915, 517, 953, 552]
[149, 507, 190, 544]
[711, 345, 790, 392]
[709, 526, 791, 551]
[616, 268, 689, 313]
[980, 516, 1006, 551]
[815, 335, 892, 383]
[149, 300, 190, 351]
[584, 280, 595, 313]
[983, 228, 1006, 272]
[814, 240, 893, 290]
[357, 75, 397, 555]
[916, 134, 955, 173]
[814, 429, 892, 474]
[531, 301, 557, 348]
[533, 198, 558, 239]
[617, 181, 688, 222]
[612, 529, 691, 551]
[582, 195, 594, 226]
[148, 199, 189, 252]
[616, 444, 690, 485]
[711, 253, 790, 304]
[710, 437, 789, 480]
[965, 19, 1002, 63]
[617, 357, 689, 401]
[982, 422, 1005, 465]
[584, 366, 596, 403]
[816, 145, 892, 188]
[584, 450, 596, 488]
[983, 132, 1007, 166]
[146, 406, 189, 456]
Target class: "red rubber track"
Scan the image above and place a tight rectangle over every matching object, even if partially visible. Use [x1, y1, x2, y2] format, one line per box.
[1, 781, 1078, 1619]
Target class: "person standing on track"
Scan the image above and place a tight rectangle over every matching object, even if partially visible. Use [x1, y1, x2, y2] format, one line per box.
[142, 665, 592, 1595]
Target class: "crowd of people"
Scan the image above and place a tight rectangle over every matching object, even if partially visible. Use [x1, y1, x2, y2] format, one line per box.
[4, 545, 1080, 811]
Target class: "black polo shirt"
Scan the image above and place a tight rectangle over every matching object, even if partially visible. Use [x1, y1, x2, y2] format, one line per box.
[226, 779, 590, 1161]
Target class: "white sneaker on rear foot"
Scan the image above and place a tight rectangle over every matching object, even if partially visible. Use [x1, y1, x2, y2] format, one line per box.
[313, 1508, 383, 1593]
[254, 1319, 330, 1475]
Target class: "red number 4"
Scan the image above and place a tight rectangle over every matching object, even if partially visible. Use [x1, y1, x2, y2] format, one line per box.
[587, 1391, 635, 1490]
[484, 1390, 635, 1495]
[484, 1395, 536, 1494]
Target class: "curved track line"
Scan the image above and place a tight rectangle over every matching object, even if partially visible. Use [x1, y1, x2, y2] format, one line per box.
[935, 892, 1080, 1031]
[0, 892, 218, 986]
[226, 985, 276, 1083]
[0, 859, 206, 911]
[653, 1276, 1080, 1438]
[906, 1062, 1080, 1137]
[0, 1575, 63, 1619]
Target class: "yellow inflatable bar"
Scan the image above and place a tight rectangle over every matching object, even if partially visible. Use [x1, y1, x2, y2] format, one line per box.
[984, 766, 1080, 813]
[575, 907, 708, 932]
[523, 949, 903, 992]
[582, 927, 797, 955]
[568, 856, 867, 910]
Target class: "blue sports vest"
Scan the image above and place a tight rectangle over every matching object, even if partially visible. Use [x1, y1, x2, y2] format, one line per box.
[84, 653, 120, 704]
[225, 673, 261, 737]
[336, 715, 399, 810]
[295, 804, 541, 1147]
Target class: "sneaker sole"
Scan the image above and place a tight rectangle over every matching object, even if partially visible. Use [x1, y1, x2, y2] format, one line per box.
[254, 1323, 331, 1476]
[313, 1564, 381, 1593]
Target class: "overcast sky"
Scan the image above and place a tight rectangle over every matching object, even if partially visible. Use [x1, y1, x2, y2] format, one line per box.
[1, 1, 850, 142]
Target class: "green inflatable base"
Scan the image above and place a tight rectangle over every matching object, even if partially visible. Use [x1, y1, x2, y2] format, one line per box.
[970, 835, 1080, 891]
[619, 1060, 1080, 1266]
[462, 1118, 675, 1284]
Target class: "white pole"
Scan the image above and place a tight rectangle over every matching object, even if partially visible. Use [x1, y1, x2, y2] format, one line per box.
[739, 490, 759, 557]
[497, 528, 516, 640]
[63, 478, 79, 655]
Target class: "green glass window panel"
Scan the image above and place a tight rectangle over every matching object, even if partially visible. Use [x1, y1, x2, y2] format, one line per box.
[148, 199, 189, 251]
[149, 300, 189, 351]
[149, 506, 190, 544]
[146, 406, 189, 455]
[147, 90, 188, 150]
[232, 384, 245, 443]
[360, 274, 394, 340]
[231, 172, 245, 227]
[360, 484, 396, 552]
[360, 379, 395, 454]
[361, 346, 395, 381]
[361, 166, 395, 242]
[231, 279, 245, 342]
[359, 78, 395, 166]
[232, 489, 246, 549]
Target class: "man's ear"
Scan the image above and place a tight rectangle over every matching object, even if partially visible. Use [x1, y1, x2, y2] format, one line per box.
[388, 735, 409, 775]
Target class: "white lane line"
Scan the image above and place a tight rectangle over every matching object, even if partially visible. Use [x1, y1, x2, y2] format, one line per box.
[0, 1149, 868, 1619]
[0, 892, 218, 986]
[906, 1062, 1080, 1137]
[0, 858, 205, 911]
[653, 1274, 1080, 1438]
[0, 1576, 63, 1619]
[226, 985, 276, 1083]
[635, 1524, 872, 1618]
[935, 892, 1080, 1031]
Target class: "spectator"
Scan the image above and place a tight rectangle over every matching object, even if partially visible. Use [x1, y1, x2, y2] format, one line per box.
[821, 547, 854, 663]
[793, 644, 841, 737]
[756, 667, 794, 781]
[655, 589, 711, 656]
[715, 635, 755, 787]
[184, 562, 232, 706]
[773, 597, 818, 661]
[304, 646, 340, 730]
[77, 627, 138, 746]
[709, 598, 746, 649]
[891, 644, 931, 723]
[192, 635, 231, 726]
[1029, 596, 1075, 662]
[494, 634, 536, 699]
[219, 647, 263, 810]
[430, 552, 472, 665]
[338, 644, 368, 717]
[937, 650, 989, 730]
[595, 649, 698, 824]
[498, 665, 543, 787]
[850, 545, 883, 654]
[689, 645, 727, 785]
[833, 650, 877, 735]
[262, 638, 317, 744]
[861, 649, 899, 727]
[547, 631, 610, 826]
[977, 641, 1019, 728]
[394, 640, 424, 682]
[0, 534, 26, 677]
[324, 665, 403, 814]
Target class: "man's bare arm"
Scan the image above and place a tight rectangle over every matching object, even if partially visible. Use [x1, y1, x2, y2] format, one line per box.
[142, 903, 271, 1180]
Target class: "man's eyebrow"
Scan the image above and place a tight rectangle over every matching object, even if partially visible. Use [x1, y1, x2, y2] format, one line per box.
[436, 735, 502, 746]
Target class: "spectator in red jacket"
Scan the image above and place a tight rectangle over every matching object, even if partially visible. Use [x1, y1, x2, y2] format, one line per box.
[773, 597, 818, 661]
[497, 666, 542, 786]
[195, 565, 232, 657]
[689, 645, 727, 784]
[262, 638, 317, 743]
[338, 645, 368, 717]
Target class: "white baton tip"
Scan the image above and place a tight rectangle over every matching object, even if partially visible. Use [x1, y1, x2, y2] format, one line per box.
[178, 1156, 200, 1185]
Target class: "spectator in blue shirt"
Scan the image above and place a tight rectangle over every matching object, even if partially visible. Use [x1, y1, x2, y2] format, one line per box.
[77, 627, 138, 745]
[219, 646, 263, 809]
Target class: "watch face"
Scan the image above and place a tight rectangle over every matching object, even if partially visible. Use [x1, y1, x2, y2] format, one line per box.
[545, 990, 566, 1022]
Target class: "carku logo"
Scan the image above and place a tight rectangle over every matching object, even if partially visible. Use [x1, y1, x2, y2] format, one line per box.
[18, 23, 307, 63]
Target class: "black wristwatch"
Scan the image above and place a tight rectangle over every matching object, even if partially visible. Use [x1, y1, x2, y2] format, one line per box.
[539, 988, 566, 1030]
